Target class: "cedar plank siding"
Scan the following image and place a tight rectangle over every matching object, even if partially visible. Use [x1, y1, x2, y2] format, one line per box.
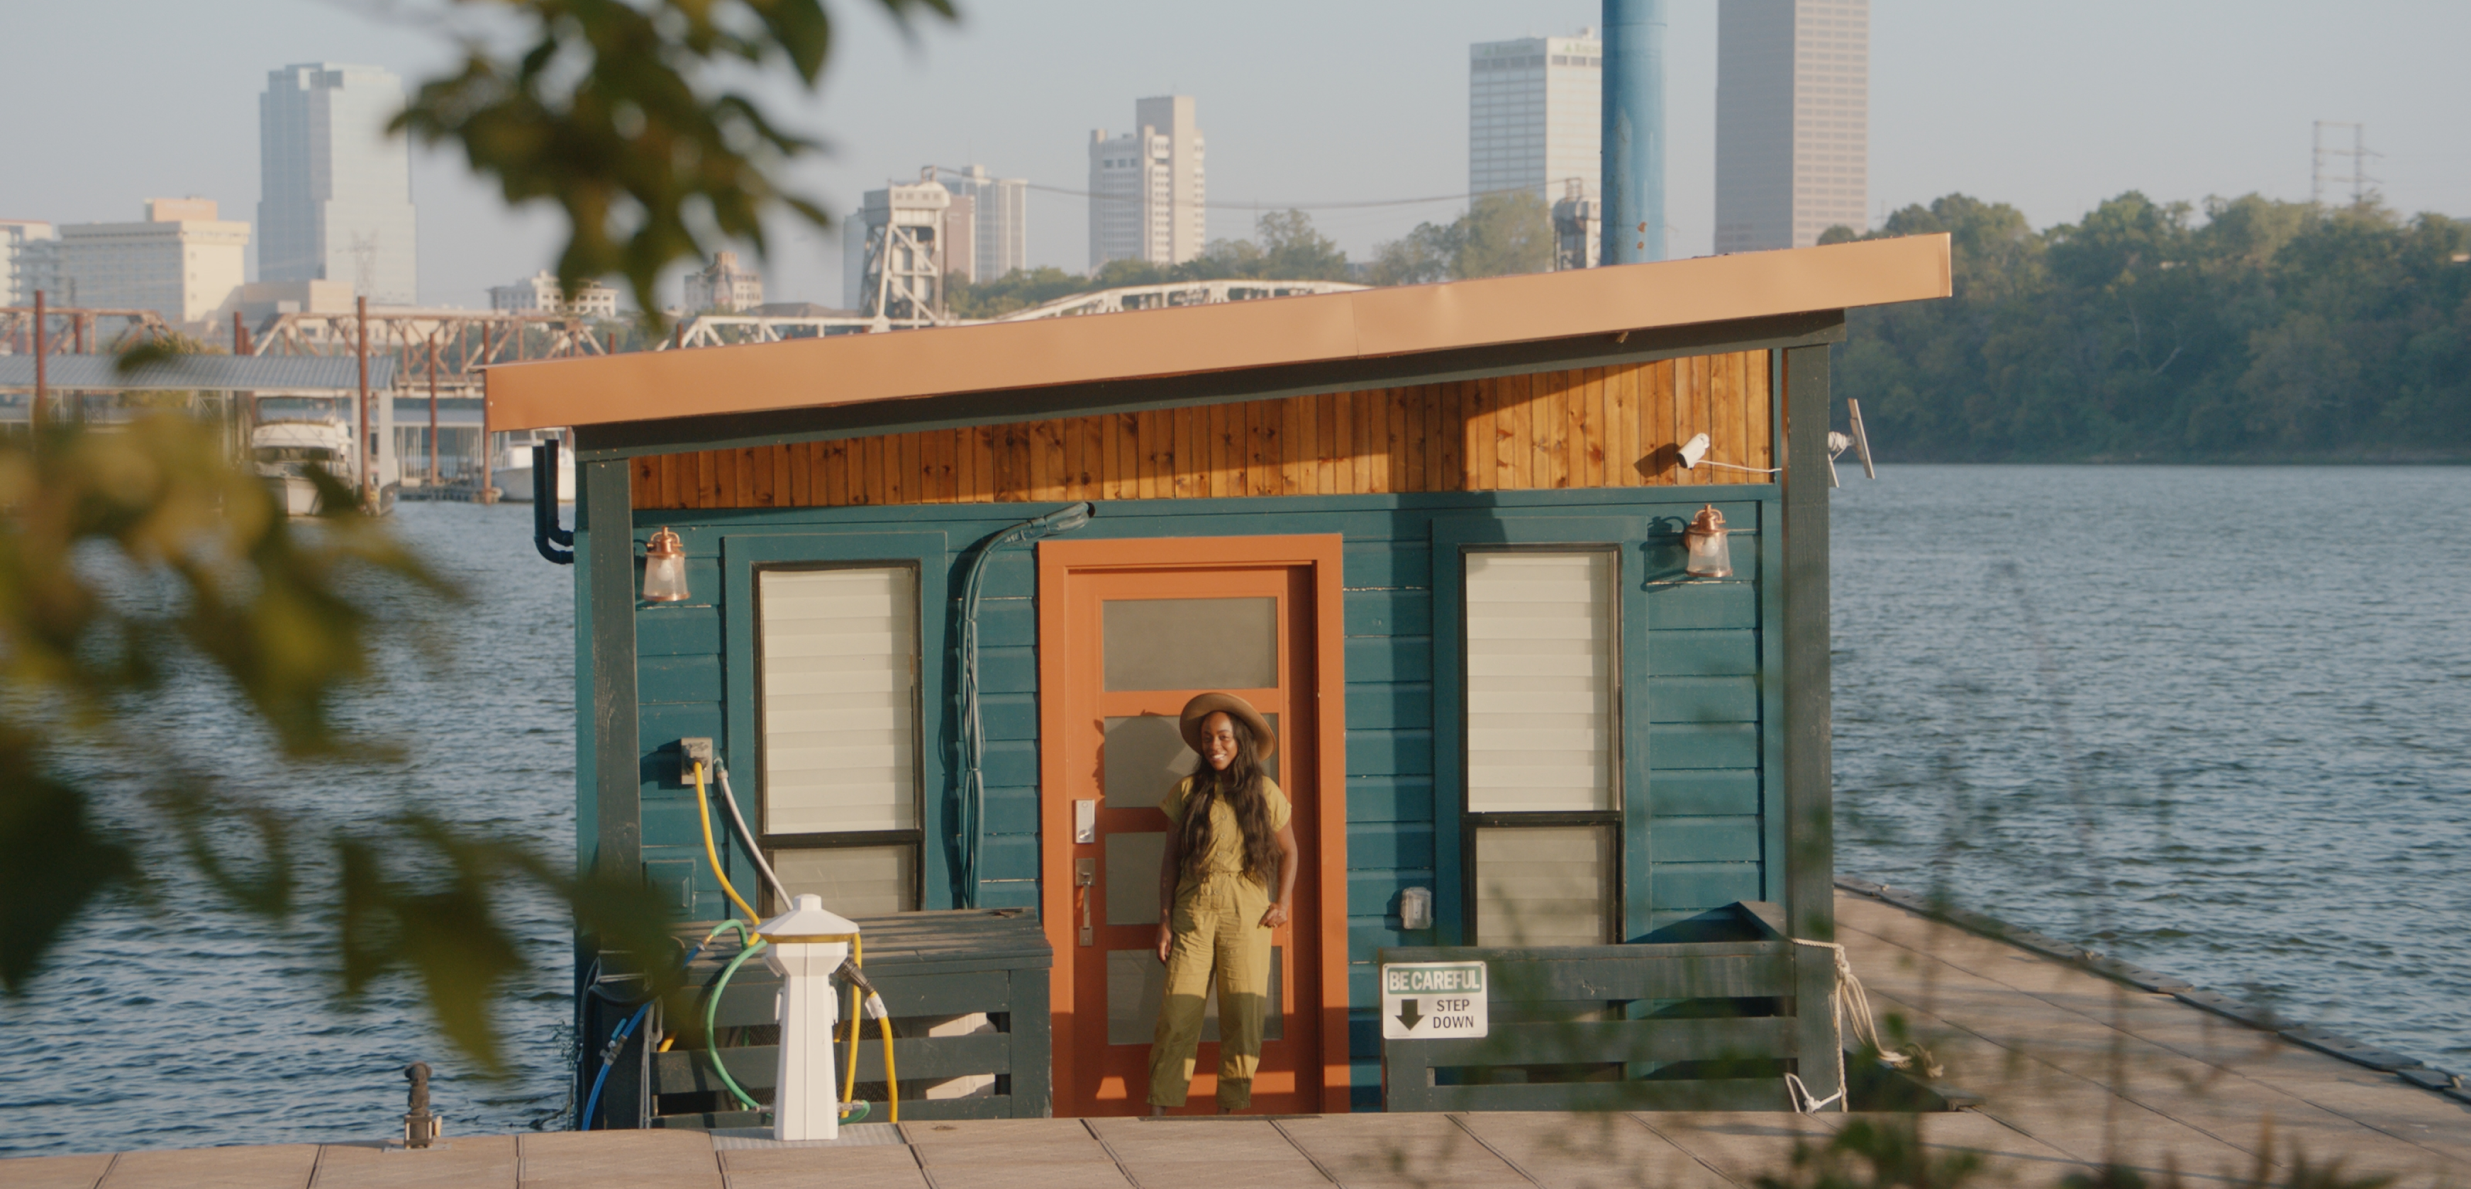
[632, 353, 1771, 510]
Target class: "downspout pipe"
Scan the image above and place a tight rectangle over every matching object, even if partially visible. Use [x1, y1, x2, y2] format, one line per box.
[535, 438, 575, 564]
[1601, 0, 1669, 264]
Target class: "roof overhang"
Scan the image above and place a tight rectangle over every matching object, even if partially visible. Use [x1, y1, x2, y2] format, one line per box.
[487, 235, 1950, 455]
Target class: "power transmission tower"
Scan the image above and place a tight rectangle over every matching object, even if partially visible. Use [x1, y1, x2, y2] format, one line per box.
[2312, 121, 2380, 208]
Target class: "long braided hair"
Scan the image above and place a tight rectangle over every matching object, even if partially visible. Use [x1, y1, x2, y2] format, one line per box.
[1178, 713, 1279, 885]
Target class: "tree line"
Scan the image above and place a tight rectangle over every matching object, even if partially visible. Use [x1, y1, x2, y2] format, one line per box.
[948, 192, 1558, 319]
[1827, 194, 2471, 462]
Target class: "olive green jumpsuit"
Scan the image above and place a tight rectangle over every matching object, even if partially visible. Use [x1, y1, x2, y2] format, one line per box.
[1147, 775, 1289, 1111]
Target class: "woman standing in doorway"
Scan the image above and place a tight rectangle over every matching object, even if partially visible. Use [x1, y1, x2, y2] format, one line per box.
[1149, 692, 1299, 1115]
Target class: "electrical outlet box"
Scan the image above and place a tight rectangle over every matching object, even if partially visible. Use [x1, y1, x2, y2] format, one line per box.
[678, 737, 715, 785]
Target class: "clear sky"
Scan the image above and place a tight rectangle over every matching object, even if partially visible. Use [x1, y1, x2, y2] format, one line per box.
[6, 1, 2465, 309]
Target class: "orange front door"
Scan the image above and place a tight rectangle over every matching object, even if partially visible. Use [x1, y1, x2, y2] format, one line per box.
[1038, 537, 1345, 1116]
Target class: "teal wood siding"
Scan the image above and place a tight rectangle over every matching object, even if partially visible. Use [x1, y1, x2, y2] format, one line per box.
[606, 485, 1780, 1110]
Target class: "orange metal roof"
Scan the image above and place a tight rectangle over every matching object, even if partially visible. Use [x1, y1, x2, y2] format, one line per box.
[484, 235, 1950, 432]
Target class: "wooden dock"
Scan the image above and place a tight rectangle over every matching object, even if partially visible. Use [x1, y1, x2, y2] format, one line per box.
[6, 891, 2462, 1189]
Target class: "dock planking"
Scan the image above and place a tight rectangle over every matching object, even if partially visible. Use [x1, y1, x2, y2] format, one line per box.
[8, 892, 2461, 1189]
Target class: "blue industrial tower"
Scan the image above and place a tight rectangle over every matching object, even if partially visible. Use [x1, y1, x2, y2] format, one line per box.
[1600, 0, 1667, 264]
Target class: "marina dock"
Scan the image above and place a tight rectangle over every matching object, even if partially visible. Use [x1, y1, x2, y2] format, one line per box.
[7, 889, 2461, 1189]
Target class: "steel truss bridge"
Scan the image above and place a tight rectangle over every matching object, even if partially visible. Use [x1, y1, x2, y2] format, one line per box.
[661, 278, 1367, 350]
[10, 279, 1367, 394]
[245, 308, 615, 399]
[1, 306, 175, 355]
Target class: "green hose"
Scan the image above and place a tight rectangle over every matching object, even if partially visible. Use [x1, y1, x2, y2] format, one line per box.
[701, 931, 875, 1122]
[707, 937, 770, 1113]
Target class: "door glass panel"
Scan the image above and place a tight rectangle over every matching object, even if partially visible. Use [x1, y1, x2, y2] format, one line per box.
[1465, 552, 1615, 812]
[1103, 716, 1195, 807]
[1474, 825, 1612, 946]
[1106, 832, 1166, 925]
[1106, 947, 1283, 1045]
[773, 844, 916, 916]
[1104, 714, 1278, 806]
[1103, 597, 1277, 691]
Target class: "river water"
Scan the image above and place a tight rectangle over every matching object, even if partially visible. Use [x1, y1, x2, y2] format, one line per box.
[1, 468, 2464, 1156]
[1833, 465, 2470, 1076]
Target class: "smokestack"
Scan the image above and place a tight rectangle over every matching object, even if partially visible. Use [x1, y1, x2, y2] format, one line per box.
[1601, 0, 1668, 264]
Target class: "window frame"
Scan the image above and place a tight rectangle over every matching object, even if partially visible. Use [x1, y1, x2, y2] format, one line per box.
[722, 530, 949, 915]
[751, 558, 926, 915]
[1456, 543, 1625, 946]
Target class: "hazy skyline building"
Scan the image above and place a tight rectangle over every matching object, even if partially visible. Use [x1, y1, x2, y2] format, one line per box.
[947, 165, 1028, 281]
[1088, 96, 1205, 270]
[56, 199, 250, 324]
[683, 250, 764, 313]
[259, 63, 419, 305]
[1469, 34, 1604, 214]
[1, 220, 58, 306]
[1715, 0, 1869, 252]
[490, 270, 621, 319]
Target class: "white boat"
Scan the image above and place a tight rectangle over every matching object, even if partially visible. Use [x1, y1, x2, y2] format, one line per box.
[251, 418, 399, 516]
[494, 429, 576, 503]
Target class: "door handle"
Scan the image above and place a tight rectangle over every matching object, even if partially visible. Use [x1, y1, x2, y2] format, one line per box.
[1075, 857, 1097, 946]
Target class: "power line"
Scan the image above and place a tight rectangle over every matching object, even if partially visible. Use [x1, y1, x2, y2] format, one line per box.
[929, 165, 1536, 212]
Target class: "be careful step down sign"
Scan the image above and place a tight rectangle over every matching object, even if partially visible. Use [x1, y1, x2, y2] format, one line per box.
[1380, 961, 1489, 1040]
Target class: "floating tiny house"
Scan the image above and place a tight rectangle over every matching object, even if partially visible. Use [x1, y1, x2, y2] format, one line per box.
[489, 236, 1951, 1124]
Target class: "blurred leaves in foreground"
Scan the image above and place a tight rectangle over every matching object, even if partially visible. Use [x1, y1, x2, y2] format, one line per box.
[0, 417, 678, 1072]
[1751, 1117, 2395, 1189]
[392, 0, 956, 323]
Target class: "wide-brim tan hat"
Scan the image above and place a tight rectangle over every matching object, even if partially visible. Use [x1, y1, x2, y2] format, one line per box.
[1179, 692, 1277, 761]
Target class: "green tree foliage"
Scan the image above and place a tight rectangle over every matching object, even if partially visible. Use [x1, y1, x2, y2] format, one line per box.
[0, 416, 686, 1068]
[394, 0, 955, 323]
[1838, 193, 2471, 460]
[1366, 191, 1555, 284]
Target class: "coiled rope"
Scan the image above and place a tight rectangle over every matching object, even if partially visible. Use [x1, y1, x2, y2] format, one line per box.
[1783, 938, 1941, 1114]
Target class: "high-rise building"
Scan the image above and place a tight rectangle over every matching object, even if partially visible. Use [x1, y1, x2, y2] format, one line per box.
[947, 165, 1028, 281]
[490, 271, 621, 319]
[683, 251, 764, 313]
[1, 220, 58, 306]
[55, 199, 251, 324]
[1088, 96, 1205, 270]
[259, 63, 419, 305]
[1469, 34, 1604, 214]
[1715, 0, 1868, 252]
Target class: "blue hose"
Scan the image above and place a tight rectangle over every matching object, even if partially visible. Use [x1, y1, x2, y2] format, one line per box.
[955, 503, 1091, 906]
[578, 920, 750, 1130]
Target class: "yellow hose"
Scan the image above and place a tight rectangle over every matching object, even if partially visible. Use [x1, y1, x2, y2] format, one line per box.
[878, 1010, 898, 1122]
[694, 763, 761, 924]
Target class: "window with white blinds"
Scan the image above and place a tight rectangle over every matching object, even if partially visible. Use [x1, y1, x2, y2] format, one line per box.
[1464, 551, 1616, 813]
[758, 566, 919, 835]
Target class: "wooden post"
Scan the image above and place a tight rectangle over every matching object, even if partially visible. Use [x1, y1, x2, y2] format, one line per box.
[582, 456, 641, 882]
[1781, 341, 1840, 1106]
[426, 335, 440, 489]
[356, 296, 374, 511]
[478, 386, 494, 505]
[30, 289, 44, 431]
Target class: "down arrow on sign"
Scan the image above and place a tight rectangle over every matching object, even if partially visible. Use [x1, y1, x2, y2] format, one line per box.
[1395, 998, 1422, 1031]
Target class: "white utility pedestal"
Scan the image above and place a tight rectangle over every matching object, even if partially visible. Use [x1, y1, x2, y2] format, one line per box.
[758, 894, 858, 1141]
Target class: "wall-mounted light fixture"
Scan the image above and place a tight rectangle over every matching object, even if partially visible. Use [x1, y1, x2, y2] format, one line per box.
[1683, 505, 1732, 579]
[642, 527, 690, 603]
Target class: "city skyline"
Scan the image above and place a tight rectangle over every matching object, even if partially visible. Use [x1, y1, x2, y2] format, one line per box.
[258, 62, 419, 305]
[1715, 0, 1869, 252]
[2, 2, 2463, 310]
[1089, 95, 1207, 269]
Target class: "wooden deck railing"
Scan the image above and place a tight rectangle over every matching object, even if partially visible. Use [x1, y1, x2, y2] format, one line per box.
[1379, 902, 1834, 1112]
